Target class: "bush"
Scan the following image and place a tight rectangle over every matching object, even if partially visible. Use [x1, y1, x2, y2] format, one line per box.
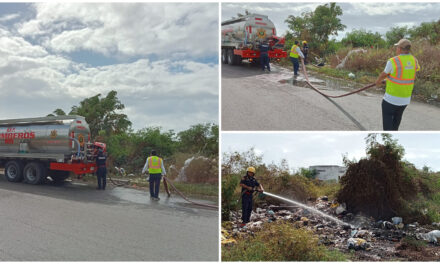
[221, 174, 241, 221]
[326, 40, 440, 102]
[342, 29, 386, 48]
[337, 134, 439, 223]
[222, 222, 348, 261]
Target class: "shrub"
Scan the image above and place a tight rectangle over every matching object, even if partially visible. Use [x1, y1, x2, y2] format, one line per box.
[221, 174, 241, 221]
[222, 222, 348, 261]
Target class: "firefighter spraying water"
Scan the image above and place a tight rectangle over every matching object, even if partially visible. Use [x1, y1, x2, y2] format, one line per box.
[238, 166, 351, 229]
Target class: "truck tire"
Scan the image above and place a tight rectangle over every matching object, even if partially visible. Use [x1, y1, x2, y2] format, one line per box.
[233, 54, 242, 65]
[227, 49, 235, 65]
[50, 170, 70, 184]
[23, 162, 46, 185]
[4, 160, 24, 182]
[221, 49, 228, 64]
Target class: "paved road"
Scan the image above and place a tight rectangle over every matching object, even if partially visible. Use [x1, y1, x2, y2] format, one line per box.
[222, 63, 440, 130]
[0, 176, 218, 261]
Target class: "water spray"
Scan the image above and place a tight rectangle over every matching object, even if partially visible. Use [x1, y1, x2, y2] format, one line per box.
[262, 191, 353, 228]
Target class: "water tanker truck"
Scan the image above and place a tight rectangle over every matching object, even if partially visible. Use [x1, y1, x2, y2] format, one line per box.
[221, 13, 287, 65]
[0, 116, 104, 184]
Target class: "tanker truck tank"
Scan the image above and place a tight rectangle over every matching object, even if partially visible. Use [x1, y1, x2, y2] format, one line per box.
[0, 116, 100, 184]
[221, 13, 287, 65]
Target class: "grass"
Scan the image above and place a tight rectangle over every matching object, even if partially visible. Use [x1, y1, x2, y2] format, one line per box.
[222, 221, 348, 261]
[278, 40, 440, 102]
[325, 41, 440, 102]
[401, 236, 428, 251]
[311, 180, 341, 200]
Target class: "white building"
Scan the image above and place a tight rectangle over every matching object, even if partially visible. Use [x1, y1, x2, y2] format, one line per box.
[309, 165, 346, 182]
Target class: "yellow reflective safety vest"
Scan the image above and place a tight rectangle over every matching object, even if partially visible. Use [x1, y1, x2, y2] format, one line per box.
[290, 44, 299, 58]
[148, 156, 163, 174]
[386, 54, 419, 98]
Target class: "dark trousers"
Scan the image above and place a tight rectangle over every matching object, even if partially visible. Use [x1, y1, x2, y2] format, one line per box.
[304, 53, 308, 64]
[382, 99, 407, 131]
[241, 194, 253, 223]
[260, 53, 270, 71]
[97, 167, 107, 190]
[149, 173, 162, 198]
[290, 57, 299, 75]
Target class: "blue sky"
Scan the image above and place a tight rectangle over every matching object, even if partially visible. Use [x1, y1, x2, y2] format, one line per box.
[222, 133, 440, 172]
[0, 3, 218, 131]
[222, 2, 440, 41]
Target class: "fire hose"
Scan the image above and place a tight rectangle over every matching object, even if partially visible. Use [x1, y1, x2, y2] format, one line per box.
[162, 176, 218, 209]
[105, 168, 217, 209]
[300, 59, 376, 98]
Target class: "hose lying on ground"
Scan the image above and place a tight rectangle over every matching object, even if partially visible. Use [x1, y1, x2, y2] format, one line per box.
[300, 59, 376, 98]
[163, 176, 218, 209]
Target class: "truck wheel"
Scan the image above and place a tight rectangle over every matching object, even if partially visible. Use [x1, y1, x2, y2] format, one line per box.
[23, 162, 46, 185]
[221, 49, 228, 64]
[50, 170, 70, 184]
[4, 160, 24, 182]
[233, 54, 242, 65]
[227, 49, 235, 65]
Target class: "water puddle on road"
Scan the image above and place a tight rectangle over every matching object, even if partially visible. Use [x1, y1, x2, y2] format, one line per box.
[279, 74, 376, 97]
[108, 187, 216, 215]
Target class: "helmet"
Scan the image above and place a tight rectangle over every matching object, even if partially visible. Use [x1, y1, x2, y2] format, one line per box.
[247, 167, 256, 173]
[303, 40, 307, 44]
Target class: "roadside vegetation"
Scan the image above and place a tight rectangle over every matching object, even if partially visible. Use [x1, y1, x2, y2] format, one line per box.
[279, 3, 440, 102]
[48, 91, 218, 198]
[337, 134, 440, 224]
[222, 222, 348, 261]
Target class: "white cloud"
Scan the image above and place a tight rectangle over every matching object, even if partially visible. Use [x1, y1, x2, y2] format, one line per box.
[348, 3, 435, 16]
[18, 3, 218, 59]
[0, 13, 19, 22]
[0, 20, 218, 131]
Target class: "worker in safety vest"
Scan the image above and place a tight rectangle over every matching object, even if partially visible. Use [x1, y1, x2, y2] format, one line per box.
[239, 167, 264, 227]
[142, 150, 166, 200]
[96, 148, 107, 190]
[302, 41, 309, 64]
[259, 40, 271, 72]
[375, 39, 420, 130]
[290, 40, 305, 76]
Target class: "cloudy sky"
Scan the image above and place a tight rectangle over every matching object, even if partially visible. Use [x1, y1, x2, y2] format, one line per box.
[222, 2, 440, 40]
[222, 133, 440, 172]
[0, 3, 218, 131]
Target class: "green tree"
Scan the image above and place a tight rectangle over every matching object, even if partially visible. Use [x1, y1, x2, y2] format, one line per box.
[365, 133, 405, 161]
[342, 29, 386, 48]
[177, 123, 218, 157]
[386, 26, 409, 46]
[409, 20, 440, 45]
[69, 90, 132, 138]
[136, 127, 176, 158]
[284, 3, 346, 56]
[47, 108, 67, 116]
[299, 167, 318, 180]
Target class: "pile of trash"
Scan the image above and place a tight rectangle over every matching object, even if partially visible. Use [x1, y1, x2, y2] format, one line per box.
[224, 196, 439, 260]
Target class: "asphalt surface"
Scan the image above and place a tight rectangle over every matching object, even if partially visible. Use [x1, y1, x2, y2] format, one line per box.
[222, 63, 440, 130]
[0, 175, 218, 261]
